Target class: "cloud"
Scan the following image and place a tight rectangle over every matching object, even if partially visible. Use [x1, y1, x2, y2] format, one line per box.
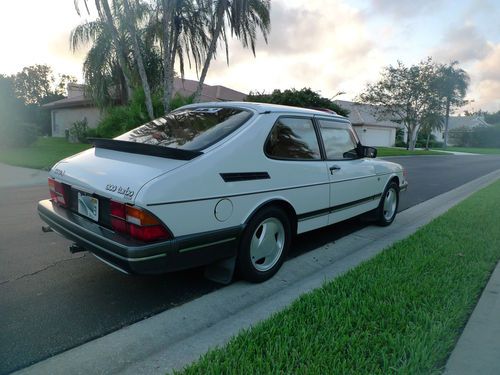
[465, 43, 500, 112]
[432, 23, 492, 63]
[193, 0, 383, 99]
[475, 44, 500, 81]
[369, 0, 445, 17]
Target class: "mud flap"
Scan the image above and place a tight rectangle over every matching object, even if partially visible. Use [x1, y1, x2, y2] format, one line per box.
[204, 256, 236, 285]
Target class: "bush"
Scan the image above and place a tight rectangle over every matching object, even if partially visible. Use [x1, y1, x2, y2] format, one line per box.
[69, 118, 89, 143]
[94, 90, 193, 139]
[247, 88, 349, 117]
[0, 122, 39, 147]
[449, 126, 500, 148]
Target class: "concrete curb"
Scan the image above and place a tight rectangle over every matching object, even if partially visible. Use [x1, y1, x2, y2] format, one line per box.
[16, 169, 500, 375]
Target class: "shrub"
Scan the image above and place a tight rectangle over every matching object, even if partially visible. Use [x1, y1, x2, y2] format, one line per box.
[69, 118, 89, 143]
[0, 122, 39, 147]
[247, 88, 349, 117]
[94, 90, 193, 139]
[449, 126, 500, 148]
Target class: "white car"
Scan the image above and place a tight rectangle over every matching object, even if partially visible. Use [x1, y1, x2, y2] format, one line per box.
[38, 102, 407, 283]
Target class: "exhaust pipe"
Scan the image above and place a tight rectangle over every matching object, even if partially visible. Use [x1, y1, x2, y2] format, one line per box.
[69, 244, 86, 254]
[42, 226, 53, 233]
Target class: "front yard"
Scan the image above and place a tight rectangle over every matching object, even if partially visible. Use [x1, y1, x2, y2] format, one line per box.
[0, 137, 91, 170]
[377, 147, 448, 157]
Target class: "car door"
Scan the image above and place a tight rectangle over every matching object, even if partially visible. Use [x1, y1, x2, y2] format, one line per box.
[264, 115, 330, 232]
[316, 117, 381, 225]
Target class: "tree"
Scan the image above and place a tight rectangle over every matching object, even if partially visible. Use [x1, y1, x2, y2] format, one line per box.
[435, 61, 470, 148]
[14, 65, 55, 105]
[123, 0, 154, 119]
[484, 111, 500, 125]
[0, 75, 38, 146]
[419, 111, 443, 150]
[74, 0, 135, 103]
[358, 59, 442, 150]
[247, 88, 349, 117]
[193, 0, 271, 102]
[160, 0, 208, 112]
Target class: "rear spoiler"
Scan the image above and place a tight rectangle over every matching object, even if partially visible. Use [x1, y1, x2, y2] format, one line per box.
[88, 138, 203, 161]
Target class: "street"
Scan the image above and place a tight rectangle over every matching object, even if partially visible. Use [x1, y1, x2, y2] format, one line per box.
[1, 154, 500, 374]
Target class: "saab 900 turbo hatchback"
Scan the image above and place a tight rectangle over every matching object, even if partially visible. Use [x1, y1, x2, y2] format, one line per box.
[38, 102, 408, 282]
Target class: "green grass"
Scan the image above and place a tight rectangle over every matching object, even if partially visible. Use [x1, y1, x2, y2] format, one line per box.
[177, 180, 500, 375]
[0, 137, 91, 170]
[377, 147, 448, 156]
[438, 147, 500, 155]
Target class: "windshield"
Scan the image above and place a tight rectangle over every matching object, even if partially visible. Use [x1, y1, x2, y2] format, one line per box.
[115, 107, 253, 151]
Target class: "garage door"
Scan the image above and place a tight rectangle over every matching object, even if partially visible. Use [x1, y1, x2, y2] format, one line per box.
[364, 128, 392, 147]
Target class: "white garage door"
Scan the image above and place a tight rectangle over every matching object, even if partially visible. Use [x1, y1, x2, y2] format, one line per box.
[364, 128, 392, 147]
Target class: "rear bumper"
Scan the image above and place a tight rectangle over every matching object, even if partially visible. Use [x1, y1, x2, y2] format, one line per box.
[37, 199, 242, 275]
[400, 180, 409, 192]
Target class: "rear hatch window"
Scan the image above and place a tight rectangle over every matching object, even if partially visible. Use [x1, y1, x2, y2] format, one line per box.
[115, 107, 253, 151]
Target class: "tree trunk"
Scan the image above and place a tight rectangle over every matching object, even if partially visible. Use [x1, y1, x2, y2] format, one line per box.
[408, 125, 418, 150]
[98, 0, 134, 102]
[162, 0, 174, 112]
[425, 130, 431, 150]
[194, 2, 227, 102]
[123, 0, 154, 119]
[443, 98, 451, 148]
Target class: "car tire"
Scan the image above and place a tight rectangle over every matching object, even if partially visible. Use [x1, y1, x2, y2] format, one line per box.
[375, 181, 399, 226]
[237, 206, 291, 283]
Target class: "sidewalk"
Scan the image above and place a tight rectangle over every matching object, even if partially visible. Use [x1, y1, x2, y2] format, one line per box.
[444, 261, 500, 375]
[0, 163, 48, 188]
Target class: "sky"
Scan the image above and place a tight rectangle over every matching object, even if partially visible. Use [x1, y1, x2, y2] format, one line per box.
[0, 0, 499, 112]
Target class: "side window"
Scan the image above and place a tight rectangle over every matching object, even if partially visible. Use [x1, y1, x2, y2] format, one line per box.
[319, 120, 359, 160]
[265, 117, 321, 160]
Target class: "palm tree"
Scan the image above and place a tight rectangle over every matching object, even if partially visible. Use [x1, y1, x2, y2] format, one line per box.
[123, 0, 154, 119]
[437, 61, 470, 148]
[193, 0, 271, 101]
[420, 111, 443, 150]
[74, 0, 134, 102]
[160, 0, 209, 112]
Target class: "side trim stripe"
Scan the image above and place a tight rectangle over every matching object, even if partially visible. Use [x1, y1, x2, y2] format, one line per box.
[297, 193, 382, 221]
[220, 172, 270, 182]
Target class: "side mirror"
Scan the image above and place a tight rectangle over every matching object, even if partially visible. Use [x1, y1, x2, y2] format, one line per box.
[362, 146, 377, 158]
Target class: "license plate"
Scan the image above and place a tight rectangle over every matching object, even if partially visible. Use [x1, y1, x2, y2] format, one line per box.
[77, 192, 99, 222]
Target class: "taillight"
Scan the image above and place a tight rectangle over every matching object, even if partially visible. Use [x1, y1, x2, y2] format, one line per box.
[48, 178, 68, 207]
[403, 168, 408, 179]
[110, 200, 170, 242]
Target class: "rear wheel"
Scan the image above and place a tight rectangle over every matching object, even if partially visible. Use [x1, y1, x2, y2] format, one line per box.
[237, 206, 291, 283]
[376, 181, 399, 226]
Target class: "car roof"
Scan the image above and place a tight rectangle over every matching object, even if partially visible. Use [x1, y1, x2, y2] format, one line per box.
[179, 101, 348, 121]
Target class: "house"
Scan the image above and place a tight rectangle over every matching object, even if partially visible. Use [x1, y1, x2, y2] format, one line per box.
[333, 100, 400, 147]
[43, 79, 247, 137]
[42, 83, 101, 138]
[432, 115, 490, 145]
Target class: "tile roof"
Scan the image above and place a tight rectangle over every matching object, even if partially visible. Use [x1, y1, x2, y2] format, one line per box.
[334, 100, 400, 128]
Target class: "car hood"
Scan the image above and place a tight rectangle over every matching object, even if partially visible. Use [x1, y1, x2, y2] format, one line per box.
[50, 147, 190, 204]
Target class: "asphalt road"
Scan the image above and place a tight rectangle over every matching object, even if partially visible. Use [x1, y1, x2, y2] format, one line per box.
[1, 154, 499, 374]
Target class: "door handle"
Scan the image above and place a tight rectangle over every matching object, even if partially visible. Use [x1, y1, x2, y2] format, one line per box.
[329, 165, 341, 174]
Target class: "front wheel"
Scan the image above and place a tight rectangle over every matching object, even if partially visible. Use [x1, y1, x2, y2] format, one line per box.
[376, 181, 399, 226]
[236, 206, 291, 283]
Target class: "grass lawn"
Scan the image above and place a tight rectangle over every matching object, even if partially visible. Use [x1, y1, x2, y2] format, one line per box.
[438, 147, 500, 155]
[377, 147, 448, 157]
[178, 179, 500, 374]
[0, 137, 91, 170]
